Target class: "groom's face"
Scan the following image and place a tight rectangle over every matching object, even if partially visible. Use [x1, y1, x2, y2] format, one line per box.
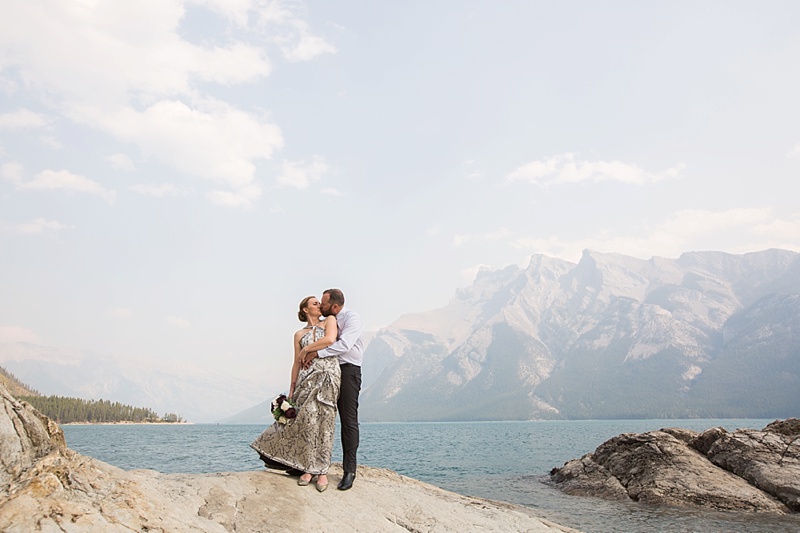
[320, 294, 333, 317]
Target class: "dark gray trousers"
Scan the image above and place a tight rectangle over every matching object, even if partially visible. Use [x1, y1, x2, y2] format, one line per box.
[338, 363, 361, 473]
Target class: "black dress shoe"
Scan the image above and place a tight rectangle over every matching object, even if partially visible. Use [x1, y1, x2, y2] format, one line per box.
[337, 472, 355, 490]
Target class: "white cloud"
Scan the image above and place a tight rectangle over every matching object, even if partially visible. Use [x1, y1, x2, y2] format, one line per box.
[282, 32, 336, 62]
[320, 187, 343, 196]
[453, 234, 472, 247]
[196, 41, 273, 84]
[206, 189, 257, 208]
[657, 208, 772, 238]
[276, 157, 329, 189]
[20, 169, 116, 204]
[462, 159, 485, 180]
[749, 214, 800, 240]
[0, 0, 340, 206]
[39, 135, 62, 150]
[249, 0, 337, 62]
[191, 0, 253, 26]
[77, 99, 281, 200]
[130, 183, 194, 198]
[426, 225, 442, 238]
[509, 208, 794, 262]
[0, 326, 40, 344]
[0, 162, 25, 184]
[9, 218, 69, 235]
[0, 2, 272, 106]
[252, 0, 296, 25]
[453, 228, 511, 247]
[507, 153, 684, 186]
[0, 162, 117, 204]
[735, 213, 800, 253]
[166, 316, 191, 329]
[0, 108, 50, 129]
[108, 153, 136, 172]
[109, 308, 133, 318]
[789, 143, 800, 157]
[0, 111, 59, 149]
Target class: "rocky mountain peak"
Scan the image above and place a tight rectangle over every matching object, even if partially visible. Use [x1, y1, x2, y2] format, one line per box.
[361, 249, 800, 421]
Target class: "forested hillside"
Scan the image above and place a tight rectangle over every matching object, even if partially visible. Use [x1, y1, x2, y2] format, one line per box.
[0, 365, 40, 397]
[18, 395, 185, 424]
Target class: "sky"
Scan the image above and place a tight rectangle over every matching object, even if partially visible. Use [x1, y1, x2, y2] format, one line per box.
[1, 1, 799, 398]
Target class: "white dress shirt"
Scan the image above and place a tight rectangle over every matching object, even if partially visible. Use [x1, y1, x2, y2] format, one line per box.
[318, 308, 364, 366]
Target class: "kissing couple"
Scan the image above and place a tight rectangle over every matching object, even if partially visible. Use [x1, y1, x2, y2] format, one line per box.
[250, 288, 364, 492]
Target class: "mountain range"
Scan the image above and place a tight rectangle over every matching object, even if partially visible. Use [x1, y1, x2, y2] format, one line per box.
[359, 249, 800, 421]
[4, 248, 798, 423]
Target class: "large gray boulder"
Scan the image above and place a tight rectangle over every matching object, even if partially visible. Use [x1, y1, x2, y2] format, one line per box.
[550, 420, 800, 514]
[0, 384, 575, 532]
[699, 419, 800, 511]
[0, 386, 65, 496]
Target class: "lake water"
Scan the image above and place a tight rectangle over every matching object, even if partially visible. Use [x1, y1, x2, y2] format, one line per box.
[62, 419, 800, 533]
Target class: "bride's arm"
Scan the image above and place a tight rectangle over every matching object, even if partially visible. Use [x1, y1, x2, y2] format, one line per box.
[298, 318, 338, 357]
[289, 330, 303, 398]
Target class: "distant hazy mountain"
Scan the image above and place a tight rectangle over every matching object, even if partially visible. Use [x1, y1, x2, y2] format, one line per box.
[217, 397, 273, 425]
[0, 343, 263, 423]
[360, 249, 800, 421]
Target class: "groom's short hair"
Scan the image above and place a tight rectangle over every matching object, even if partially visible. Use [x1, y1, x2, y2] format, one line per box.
[324, 288, 345, 307]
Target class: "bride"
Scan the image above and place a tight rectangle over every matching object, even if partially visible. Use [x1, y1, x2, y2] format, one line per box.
[250, 295, 341, 491]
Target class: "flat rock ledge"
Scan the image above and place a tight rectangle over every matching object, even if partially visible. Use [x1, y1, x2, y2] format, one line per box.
[549, 419, 800, 514]
[1, 385, 575, 533]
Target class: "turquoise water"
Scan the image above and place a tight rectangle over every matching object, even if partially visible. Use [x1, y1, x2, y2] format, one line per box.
[62, 419, 800, 533]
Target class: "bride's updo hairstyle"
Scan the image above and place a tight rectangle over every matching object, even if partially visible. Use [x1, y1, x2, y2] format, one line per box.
[298, 296, 315, 322]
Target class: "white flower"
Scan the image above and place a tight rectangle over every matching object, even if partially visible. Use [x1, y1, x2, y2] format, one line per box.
[281, 400, 293, 411]
[278, 416, 287, 424]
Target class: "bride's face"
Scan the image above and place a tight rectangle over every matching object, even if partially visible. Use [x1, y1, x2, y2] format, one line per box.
[305, 298, 322, 318]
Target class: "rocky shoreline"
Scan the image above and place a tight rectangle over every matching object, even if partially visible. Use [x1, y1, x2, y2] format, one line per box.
[549, 419, 800, 514]
[7, 378, 798, 532]
[1, 384, 573, 532]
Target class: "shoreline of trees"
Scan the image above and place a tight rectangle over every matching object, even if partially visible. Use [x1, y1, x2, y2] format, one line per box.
[61, 421, 191, 426]
[19, 395, 186, 425]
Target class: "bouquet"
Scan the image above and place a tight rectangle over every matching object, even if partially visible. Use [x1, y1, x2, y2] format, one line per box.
[271, 394, 297, 424]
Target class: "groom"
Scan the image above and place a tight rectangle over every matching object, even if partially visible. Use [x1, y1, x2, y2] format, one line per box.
[303, 288, 364, 490]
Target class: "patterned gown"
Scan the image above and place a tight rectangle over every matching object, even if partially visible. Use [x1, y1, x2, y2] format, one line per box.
[250, 325, 341, 475]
